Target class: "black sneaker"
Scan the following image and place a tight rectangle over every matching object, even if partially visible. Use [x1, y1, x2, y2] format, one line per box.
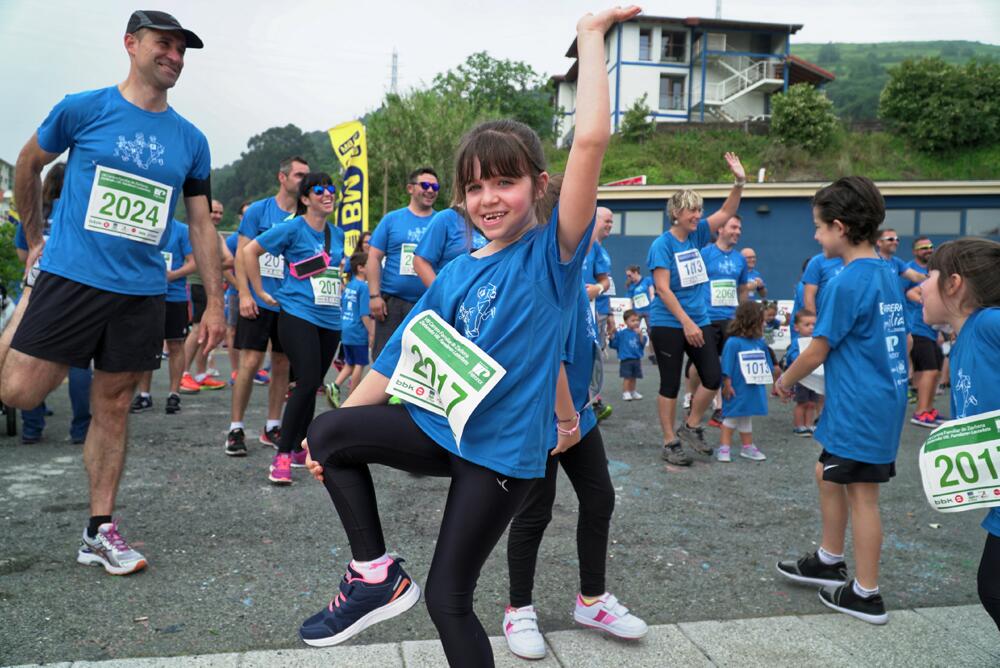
[677, 422, 712, 456]
[225, 428, 247, 457]
[165, 393, 181, 415]
[129, 395, 152, 414]
[260, 425, 281, 449]
[776, 551, 848, 587]
[818, 580, 888, 625]
[661, 440, 692, 466]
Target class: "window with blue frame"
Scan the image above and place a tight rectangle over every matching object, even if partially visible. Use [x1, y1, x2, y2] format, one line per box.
[639, 29, 652, 61]
[624, 210, 664, 236]
[965, 209, 1000, 237]
[659, 74, 685, 110]
[919, 210, 961, 235]
[661, 30, 686, 62]
[883, 209, 916, 236]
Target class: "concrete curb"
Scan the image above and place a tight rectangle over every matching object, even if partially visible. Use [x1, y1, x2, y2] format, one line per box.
[9, 604, 997, 667]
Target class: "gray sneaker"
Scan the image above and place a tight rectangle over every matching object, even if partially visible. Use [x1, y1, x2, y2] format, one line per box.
[678, 423, 713, 456]
[77, 522, 148, 575]
[661, 440, 692, 466]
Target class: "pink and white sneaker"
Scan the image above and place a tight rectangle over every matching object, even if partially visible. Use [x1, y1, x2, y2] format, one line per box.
[573, 592, 648, 639]
[503, 604, 546, 659]
[290, 449, 308, 468]
[269, 453, 292, 485]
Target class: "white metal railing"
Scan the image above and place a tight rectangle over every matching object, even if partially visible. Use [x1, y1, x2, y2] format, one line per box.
[702, 59, 781, 104]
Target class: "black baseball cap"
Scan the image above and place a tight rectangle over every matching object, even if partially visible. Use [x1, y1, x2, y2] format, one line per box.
[126, 10, 203, 49]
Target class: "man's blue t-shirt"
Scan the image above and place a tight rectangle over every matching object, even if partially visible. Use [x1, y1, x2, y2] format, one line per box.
[948, 307, 1000, 536]
[413, 207, 486, 274]
[701, 244, 749, 322]
[587, 242, 613, 316]
[550, 285, 600, 450]
[721, 336, 771, 417]
[609, 328, 646, 360]
[238, 197, 296, 312]
[162, 220, 192, 303]
[746, 269, 766, 301]
[224, 232, 239, 299]
[372, 206, 594, 479]
[341, 277, 371, 346]
[790, 279, 806, 343]
[903, 259, 935, 339]
[35, 86, 210, 296]
[802, 253, 844, 313]
[628, 275, 654, 316]
[256, 217, 345, 330]
[813, 258, 908, 464]
[647, 220, 712, 328]
[370, 206, 434, 303]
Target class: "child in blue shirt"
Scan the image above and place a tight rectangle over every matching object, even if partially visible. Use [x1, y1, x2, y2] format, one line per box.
[719, 301, 778, 462]
[329, 250, 373, 406]
[775, 176, 908, 625]
[295, 8, 638, 663]
[920, 237, 1000, 631]
[784, 308, 820, 437]
[609, 309, 647, 401]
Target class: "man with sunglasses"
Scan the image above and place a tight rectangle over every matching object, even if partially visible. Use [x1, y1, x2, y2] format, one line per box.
[876, 228, 926, 285]
[902, 236, 943, 428]
[367, 166, 438, 360]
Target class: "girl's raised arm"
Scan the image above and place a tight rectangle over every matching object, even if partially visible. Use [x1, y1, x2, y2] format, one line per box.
[558, 6, 641, 260]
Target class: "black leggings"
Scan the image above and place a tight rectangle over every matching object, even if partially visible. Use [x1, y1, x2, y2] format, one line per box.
[507, 426, 615, 607]
[979, 532, 1000, 631]
[277, 310, 340, 455]
[651, 325, 721, 398]
[307, 404, 534, 667]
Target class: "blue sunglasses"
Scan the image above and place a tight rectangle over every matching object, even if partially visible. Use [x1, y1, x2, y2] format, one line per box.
[311, 185, 336, 196]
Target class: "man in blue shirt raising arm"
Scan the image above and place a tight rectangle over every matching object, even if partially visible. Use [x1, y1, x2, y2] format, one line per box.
[0, 10, 225, 576]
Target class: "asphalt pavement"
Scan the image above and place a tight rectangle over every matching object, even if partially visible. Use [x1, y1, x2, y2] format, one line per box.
[1, 355, 994, 666]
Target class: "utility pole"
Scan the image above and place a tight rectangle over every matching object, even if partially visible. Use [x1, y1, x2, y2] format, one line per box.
[715, 0, 722, 19]
[390, 48, 398, 95]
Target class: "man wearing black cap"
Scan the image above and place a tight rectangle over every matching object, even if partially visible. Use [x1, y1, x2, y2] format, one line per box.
[0, 10, 224, 576]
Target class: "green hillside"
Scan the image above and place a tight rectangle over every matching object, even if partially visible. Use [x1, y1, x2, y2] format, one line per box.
[791, 40, 1000, 119]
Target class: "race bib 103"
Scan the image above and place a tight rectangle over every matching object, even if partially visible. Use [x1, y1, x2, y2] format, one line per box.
[675, 249, 708, 288]
[85, 165, 172, 245]
[920, 409, 1000, 513]
[388, 310, 506, 448]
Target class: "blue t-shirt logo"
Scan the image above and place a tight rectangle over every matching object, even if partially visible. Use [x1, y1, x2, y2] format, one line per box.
[459, 283, 498, 338]
[114, 132, 166, 169]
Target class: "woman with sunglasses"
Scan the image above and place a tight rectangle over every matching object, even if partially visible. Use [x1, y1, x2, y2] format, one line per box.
[241, 173, 345, 484]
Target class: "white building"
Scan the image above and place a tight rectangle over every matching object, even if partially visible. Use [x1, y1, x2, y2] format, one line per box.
[552, 15, 834, 147]
[0, 158, 13, 224]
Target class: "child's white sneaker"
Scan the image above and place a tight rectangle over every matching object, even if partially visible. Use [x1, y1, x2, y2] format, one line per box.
[716, 445, 731, 462]
[503, 605, 546, 659]
[741, 444, 766, 461]
[622, 392, 633, 401]
[631, 391, 643, 400]
[573, 592, 648, 639]
[682, 392, 692, 410]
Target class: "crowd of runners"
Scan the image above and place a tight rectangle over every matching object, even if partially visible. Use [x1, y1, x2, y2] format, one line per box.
[1, 7, 998, 666]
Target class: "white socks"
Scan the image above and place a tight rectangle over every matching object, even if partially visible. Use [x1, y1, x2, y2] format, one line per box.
[817, 546, 843, 565]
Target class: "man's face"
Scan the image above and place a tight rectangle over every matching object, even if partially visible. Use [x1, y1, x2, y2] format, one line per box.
[128, 29, 186, 90]
[279, 161, 309, 196]
[878, 231, 900, 256]
[741, 248, 757, 270]
[914, 239, 934, 264]
[595, 208, 614, 241]
[407, 173, 439, 209]
[720, 218, 742, 246]
[210, 201, 224, 226]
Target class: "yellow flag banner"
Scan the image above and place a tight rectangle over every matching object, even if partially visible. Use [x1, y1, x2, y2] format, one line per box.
[327, 120, 368, 257]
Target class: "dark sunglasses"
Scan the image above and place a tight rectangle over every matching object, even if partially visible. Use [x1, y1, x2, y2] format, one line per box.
[412, 181, 440, 192]
[881, 236, 899, 242]
[311, 185, 336, 196]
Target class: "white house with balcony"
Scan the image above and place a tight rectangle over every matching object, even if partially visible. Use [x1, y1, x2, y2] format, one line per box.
[551, 15, 835, 147]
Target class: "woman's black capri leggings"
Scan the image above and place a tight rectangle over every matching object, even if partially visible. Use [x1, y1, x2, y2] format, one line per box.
[650, 325, 722, 398]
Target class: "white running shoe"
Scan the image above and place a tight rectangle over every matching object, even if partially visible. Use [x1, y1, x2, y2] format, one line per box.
[631, 391, 643, 400]
[716, 445, 732, 462]
[503, 604, 546, 659]
[682, 392, 692, 410]
[77, 521, 148, 575]
[573, 593, 648, 639]
[622, 392, 633, 401]
[740, 444, 767, 461]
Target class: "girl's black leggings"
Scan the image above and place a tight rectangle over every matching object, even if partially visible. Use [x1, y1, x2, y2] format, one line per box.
[306, 404, 535, 667]
[277, 310, 340, 455]
[979, 532, 1000, 631]
[507, 426, 615, 607]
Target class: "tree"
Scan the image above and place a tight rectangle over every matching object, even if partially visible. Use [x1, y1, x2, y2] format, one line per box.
[879, 58, 1000, 152]
[619, 94, 655, 144]
[770, 84, 838, 152]
[817, 43, 840, 64]
[432, 52, 555, 139]
[0, 222, 22, 298]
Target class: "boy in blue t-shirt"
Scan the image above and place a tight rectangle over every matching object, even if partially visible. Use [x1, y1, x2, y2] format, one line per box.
[784, 308, 820, 437]
[774, 176, 907, 625]
[609, 310, 647, 401]
[329, 251, 373, 406]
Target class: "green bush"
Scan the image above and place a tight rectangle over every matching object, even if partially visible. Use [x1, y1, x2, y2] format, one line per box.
[879, 58, 1000, 152]
[770, 84, 839, 152]
[619, 94, 655, 144]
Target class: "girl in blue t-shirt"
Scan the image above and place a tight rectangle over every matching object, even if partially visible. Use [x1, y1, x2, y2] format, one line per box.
[920, 237, 1000, 631]
[296, 8, 639, 664]
[719, 301, 778, 463]
[242, 172, 344, 486]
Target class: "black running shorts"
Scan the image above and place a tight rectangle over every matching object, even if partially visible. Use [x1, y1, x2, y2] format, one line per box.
[234, 309, 284, 353]
[11, 272, 164, 372]
[189, 284, 208, 324]
[165, 301, 190, 341]
[819, 449, 896, 484]
[911, 334, 943, 372]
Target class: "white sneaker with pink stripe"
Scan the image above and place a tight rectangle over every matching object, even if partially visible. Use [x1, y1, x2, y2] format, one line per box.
[502, 604, 546, 659]
[573, 592, 648, 639]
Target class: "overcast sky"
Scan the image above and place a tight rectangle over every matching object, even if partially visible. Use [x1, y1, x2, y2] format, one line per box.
[2, 0, 997, 169]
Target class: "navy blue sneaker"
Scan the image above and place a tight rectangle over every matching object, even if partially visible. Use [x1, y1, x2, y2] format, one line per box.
[299, 557, 420, 647]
